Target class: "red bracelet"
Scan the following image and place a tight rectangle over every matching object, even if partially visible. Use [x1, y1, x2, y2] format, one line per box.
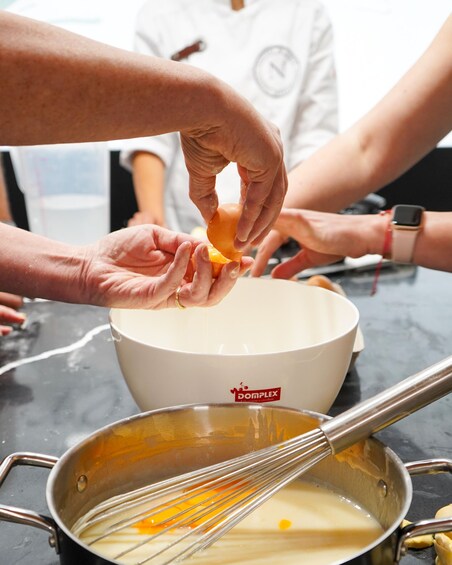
[371, 210, 392, 296]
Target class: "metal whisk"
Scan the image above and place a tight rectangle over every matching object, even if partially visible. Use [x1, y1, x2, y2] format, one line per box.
[73, 356, 452, 565]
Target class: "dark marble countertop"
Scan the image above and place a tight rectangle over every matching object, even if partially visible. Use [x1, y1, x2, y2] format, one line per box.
[0, 265, 451, 564]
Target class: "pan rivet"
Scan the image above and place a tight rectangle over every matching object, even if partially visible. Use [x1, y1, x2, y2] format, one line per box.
[377, 479, 388, 497]
[77, 475, 88, 493]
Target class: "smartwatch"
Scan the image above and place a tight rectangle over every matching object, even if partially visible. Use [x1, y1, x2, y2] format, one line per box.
[390, 204, 425, 264]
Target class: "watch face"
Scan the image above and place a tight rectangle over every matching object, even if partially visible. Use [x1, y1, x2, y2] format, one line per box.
[392, 205, 424, 227]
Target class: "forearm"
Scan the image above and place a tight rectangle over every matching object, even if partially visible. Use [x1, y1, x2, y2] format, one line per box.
[413, 212, 452, 272]
[132, 152, 165, 223]
[285, 132, 375, 211]
[0, 12, 286, 249]
[286, 14, 452, 212]
[0, 12, 236, 145]
[286, 99, 449, 213]
[0, 224, 87, 302]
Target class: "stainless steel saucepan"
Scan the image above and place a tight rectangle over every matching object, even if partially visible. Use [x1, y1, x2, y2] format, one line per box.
[0, 402, 451, 564]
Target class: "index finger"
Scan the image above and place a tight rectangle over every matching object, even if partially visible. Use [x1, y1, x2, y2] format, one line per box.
[251, 229, 287, 277]
[235, 161, 287, 248]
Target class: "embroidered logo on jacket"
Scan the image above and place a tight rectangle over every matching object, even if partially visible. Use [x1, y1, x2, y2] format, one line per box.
[254, 45, 299, 97]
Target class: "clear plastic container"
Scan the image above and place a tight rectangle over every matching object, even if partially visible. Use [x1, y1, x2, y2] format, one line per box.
[10, 142, 110, 245]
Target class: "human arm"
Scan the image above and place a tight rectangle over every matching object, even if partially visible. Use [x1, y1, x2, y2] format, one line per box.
[284, 14, 452, 211]
[124, 11, 171, 229]
[252, 14, 452, 275]
[256, 209, 452, 279]
[0, 223, 253, 309]
[0, 11, 286, 247]
[128, 152, 166, 227]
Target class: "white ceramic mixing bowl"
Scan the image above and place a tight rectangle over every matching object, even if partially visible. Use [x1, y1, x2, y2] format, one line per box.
[109, 278, 359, 413]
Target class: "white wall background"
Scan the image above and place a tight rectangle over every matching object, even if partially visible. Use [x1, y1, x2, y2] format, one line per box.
[321, 0, 452, 145]
[3, 0, 452, 146]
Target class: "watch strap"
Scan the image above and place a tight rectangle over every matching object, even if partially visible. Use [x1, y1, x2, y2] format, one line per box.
[391, 226, 420, 263]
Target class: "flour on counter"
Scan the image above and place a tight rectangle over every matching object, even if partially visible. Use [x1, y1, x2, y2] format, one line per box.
[0, 323, 109, 376]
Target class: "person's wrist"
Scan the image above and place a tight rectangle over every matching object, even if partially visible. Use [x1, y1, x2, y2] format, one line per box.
[74, 244, 100, 306]
[410, 210, 430, 265]
[39, 243, 91, 304]
[181, 73, 227, 135]
[367, 211, 392, 256]
[370, 210, 392, 296]
[45, 244, 89, 304]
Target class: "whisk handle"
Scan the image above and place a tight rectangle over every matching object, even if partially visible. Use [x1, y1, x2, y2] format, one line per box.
[320, 356, 452, 454]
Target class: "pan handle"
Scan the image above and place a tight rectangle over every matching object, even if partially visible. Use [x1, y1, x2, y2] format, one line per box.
[0, 452, 60, 553]
[395, 458, 452, 563]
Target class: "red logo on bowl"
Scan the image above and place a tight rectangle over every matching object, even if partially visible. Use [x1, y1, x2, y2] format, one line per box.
[230, 383, 281, 403]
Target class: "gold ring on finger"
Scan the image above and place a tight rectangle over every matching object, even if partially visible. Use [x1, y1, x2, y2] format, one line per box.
[175, 286, 186, 310]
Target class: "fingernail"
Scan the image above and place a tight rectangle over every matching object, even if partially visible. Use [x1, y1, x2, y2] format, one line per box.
[230, 265, 240, 278]
[202, 245, 210, 261]
[234, 237, 247, 250]
[16, 314, 27, 329]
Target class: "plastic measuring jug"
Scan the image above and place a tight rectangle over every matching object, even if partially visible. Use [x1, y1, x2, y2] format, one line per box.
[10, 142, 110, 245]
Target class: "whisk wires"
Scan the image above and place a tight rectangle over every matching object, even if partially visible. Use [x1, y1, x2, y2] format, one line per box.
[74, 428, 332, 564]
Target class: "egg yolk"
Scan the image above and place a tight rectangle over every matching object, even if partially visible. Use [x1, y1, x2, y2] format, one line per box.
[207, 203, 243, 263]
[135, 481, 255, 534]
[187, 244, 232, 280]
[279, 519, 292, 530]
[208, 245, 232, 278]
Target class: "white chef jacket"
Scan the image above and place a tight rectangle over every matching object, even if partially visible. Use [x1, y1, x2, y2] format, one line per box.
[121, 0, 338, 234]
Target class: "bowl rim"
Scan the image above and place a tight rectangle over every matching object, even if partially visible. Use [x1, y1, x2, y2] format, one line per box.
[109, 278, 360, 357]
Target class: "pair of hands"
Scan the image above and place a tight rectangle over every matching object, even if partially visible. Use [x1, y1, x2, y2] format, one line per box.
[123, 107, 288, 307]
[0, 210, 377, 321]
[123, 209, 377, 304]
[121, 117, 287, 308]
[122, 209, 377, 305]
[1, 94, 285, 313]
